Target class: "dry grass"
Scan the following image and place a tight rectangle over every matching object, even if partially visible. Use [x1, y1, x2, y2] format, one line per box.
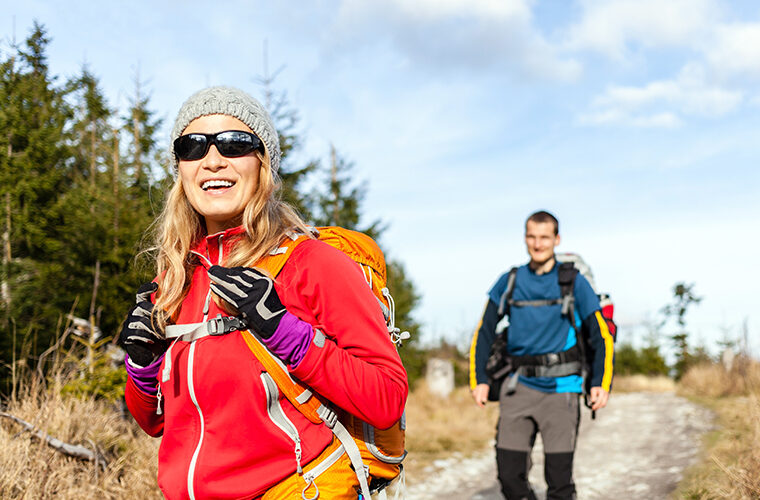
[678, 357, 760, 399]
[403, 382, 498, 484]
[674, 358, 760, 499]
[1, 362, 495, 497]
[21, 362, 757, 497]
[0, 372, 161, 499]
[613, 374, 676, 393]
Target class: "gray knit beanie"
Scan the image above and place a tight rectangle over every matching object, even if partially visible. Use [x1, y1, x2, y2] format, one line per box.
[170, 86, 280, 173]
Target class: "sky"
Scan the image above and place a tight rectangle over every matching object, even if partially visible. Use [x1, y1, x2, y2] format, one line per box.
[2, 0, 759, 355]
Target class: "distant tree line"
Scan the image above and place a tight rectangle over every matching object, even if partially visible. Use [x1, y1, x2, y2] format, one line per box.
[615, 282, 715, 380]
[0, 22, 421, 395]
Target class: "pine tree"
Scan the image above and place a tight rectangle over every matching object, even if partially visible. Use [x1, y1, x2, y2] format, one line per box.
[257, 57, 316, 219]
[310, 145, 383, 237]
[97, 74, 164, 339]
[309, 146, 420, 343]
[661, 282, 702, 379]
[0, 23, 74, 389]
[54, 65, 115, 346]
[0, 27, 162, 391]
[123, 71, 163, 186]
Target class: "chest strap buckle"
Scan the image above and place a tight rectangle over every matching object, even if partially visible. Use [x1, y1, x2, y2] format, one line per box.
[208, 314, 248, 335]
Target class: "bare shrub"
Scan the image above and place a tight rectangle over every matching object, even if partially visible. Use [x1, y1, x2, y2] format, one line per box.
[676, 358, 760, 499]
[0, 364, 161, 498]
[678, 357, 760, 399]
[403, 383, 498, 483]
[612, 374, 675, 393]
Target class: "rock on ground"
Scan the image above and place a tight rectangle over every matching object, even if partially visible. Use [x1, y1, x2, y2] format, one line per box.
[405, 391, 714, 500]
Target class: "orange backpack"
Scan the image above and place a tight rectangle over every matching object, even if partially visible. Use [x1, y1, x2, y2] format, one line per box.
[243, 226, 408, 497]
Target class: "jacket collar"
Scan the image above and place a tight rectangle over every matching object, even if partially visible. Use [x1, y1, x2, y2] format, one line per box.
[191, 226, 246, 266]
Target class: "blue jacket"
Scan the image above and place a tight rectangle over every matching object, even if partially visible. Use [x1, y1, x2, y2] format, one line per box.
[470, 261, 614, 393]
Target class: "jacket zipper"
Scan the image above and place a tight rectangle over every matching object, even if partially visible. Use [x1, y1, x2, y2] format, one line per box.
[185, 340, 204, 500]
[184, 234, 224, 499]
[260, 372, 304, 474]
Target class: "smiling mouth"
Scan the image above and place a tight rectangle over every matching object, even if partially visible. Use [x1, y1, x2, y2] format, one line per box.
[201, 180, 235, 191]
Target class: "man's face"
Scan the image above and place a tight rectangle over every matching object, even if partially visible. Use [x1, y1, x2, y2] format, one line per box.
[525, 220, 560, 266]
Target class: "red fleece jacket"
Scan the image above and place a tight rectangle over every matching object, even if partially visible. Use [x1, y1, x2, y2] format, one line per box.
[125, 227, 408, 499]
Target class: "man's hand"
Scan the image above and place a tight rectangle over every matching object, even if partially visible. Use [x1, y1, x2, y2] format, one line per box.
[471, 383, 490, 408]
[589, 386, 609, 410]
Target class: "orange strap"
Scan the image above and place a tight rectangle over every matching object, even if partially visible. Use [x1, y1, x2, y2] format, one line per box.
[241, 229, 388, 426]
[240, 329, 324, 425]
[251, 233, 310, 277]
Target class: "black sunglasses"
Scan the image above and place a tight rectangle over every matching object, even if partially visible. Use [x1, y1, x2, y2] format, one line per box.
[173, 130, 264, 161]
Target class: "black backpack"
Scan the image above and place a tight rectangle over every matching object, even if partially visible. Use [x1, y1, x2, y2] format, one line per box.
[485, 255, 616, 409]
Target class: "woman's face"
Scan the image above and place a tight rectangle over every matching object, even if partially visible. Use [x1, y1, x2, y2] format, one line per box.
[178, 115, 262, 234]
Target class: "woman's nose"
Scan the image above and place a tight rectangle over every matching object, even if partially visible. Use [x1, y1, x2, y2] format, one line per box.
[202, 145, 227, 170]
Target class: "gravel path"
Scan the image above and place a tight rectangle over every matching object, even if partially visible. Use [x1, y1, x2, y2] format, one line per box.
[405, 391, 714, 499]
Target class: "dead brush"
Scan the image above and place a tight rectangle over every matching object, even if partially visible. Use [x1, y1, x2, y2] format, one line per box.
[611, 374, 675, 393]
[676, 358, 760, 499]
[712, 393, 760, 498]
[678, 356, 760, 399]
[403, 382, 499, 484]
[1, 341, 161, 498]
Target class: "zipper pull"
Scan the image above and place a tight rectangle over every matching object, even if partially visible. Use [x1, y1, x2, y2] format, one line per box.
[295, 437, 303, 474]
[156, 384, 163, 416]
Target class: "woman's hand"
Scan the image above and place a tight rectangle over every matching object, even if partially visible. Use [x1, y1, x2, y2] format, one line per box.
[207, 266, 286, 338]
[118, 282, 169, 368]
[208, 265, 313, 366]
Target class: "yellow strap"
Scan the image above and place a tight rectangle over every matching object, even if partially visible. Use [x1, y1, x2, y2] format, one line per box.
[594, 310, 615, 392]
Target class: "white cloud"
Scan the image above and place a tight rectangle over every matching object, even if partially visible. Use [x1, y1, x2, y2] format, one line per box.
[329, 0, 581, 81]
[565, 0, 720, 59]
[379, 0, 532, 21]
[579, 109, 682, 128]
[706, 23, 760, 79]
[565, 1, 760, 85]
[580, 63, 742, 127]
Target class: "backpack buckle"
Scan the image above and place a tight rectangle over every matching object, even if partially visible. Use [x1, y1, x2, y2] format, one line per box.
[545, 353, 560, 366]
[208, 314, 247, 335]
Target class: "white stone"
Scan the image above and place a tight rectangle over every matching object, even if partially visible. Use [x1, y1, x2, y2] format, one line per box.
[426, 358, 455, 398]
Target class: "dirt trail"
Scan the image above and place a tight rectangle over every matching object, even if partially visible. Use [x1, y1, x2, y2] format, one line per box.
[405, 391, 714, 499]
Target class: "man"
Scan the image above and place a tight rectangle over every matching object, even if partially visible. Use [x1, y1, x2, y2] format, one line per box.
[469, 210, 614, 500]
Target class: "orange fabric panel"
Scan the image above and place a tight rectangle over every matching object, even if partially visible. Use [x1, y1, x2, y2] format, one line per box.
[261, 436, 359, 500]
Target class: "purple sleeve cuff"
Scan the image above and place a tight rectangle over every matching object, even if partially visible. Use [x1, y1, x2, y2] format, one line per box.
[125, 353, 164, 395]
[262, 311, 314, 367]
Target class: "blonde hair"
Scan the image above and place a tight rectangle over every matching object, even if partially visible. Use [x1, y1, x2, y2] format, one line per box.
[151, 151, 310, 329]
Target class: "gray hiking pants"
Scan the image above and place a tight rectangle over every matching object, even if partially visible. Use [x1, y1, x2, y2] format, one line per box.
[496, 381, 580, 500]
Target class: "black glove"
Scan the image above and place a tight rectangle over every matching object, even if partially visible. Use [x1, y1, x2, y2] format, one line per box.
[207, 265, 286, 338]
[118, 282, 169, 367]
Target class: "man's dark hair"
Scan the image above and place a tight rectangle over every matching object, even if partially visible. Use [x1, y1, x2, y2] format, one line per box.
[525, 210, 559, 235]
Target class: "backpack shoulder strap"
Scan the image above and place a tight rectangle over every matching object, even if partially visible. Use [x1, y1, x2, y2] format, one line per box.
[497, 267, 519, 317]
[240, 330, 324, 423]
[557, 261, 578, 321]
[252, 232, 311, 278]
[240, 230, 322, 421]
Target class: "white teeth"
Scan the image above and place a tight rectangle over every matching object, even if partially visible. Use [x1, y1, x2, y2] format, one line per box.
[201, 180, 234, 191]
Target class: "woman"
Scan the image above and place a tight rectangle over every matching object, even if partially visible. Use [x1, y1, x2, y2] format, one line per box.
[119, 86, 408, 499]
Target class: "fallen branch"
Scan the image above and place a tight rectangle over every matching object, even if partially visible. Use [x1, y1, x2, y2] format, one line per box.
[0, 411, 107, 469]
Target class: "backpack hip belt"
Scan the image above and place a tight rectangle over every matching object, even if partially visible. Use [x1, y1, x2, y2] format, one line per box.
[507, 344, 583, 378]
[486, 343, 584, 390]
